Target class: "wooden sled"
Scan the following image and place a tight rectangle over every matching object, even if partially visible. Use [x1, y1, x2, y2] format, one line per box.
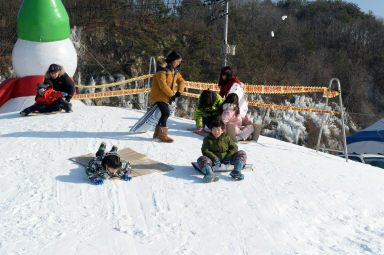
[29, 110, 63, 116]
[70, 147, 174, 178]
[191, 162, 253, 173]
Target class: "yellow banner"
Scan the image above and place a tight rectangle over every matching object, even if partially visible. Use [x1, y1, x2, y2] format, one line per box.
[247, 102, 341, 114]
[75, 74, 154, 88]
[73, 90, 339, 114]
[184, 81, 340, 98]
[184, 92, 340, 114]
[75, 74, 339, 98]
[73, 88, 150, 100]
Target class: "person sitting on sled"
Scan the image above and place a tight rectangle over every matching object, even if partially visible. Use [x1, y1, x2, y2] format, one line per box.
[86, 143, 133, 185]
[221, 93, 260, 142]
[196, 120, 247, 182]
[20, 83, 72, 116]
[44, 64, 75, 102]
[194, 89, 224, 133]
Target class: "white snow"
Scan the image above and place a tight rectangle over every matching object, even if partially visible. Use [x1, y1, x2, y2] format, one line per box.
[1, 98, 384, 254]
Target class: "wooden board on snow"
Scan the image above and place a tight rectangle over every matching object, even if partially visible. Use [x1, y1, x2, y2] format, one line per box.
[70, 147, 174, 178]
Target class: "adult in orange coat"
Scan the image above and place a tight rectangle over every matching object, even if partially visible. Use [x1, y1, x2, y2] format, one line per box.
[149, 51, 185, 143]
[20, 83, 72, 116]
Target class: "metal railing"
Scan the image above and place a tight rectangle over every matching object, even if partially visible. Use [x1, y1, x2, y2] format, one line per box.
[316, 78, 348, 162]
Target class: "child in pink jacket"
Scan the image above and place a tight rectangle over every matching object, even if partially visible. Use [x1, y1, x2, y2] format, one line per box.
[221, 93, 254, 141]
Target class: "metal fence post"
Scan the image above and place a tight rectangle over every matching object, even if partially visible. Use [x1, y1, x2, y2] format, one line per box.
[147, 56, 156, 108]
[316, 78, 348, 162]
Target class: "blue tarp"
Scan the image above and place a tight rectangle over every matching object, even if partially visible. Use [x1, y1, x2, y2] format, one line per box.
[347, 131, 384, 144]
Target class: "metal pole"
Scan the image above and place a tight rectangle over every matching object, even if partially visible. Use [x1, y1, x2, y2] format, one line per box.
[316, 80, 331, 153]
[316, 78, 348, 162]
[222, 0, 229, 67]
[334, 78, 348, 162]
[147, 56, 156, 108]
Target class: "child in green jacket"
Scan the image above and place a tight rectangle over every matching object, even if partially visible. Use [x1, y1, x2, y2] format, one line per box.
[197, 120, 247, 182]
[194, 90, 224, 133]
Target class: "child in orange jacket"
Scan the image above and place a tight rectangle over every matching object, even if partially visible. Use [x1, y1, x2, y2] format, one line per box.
[20, 83, 72, 116]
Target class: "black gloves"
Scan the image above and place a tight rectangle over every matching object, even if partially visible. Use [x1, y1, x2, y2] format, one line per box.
[169, 92, 181, 104]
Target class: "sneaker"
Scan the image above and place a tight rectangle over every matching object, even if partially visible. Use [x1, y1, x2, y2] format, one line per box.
[110, 145, 118, 153]
[230, 170, 244, 180]
[96, 142, 106, 157]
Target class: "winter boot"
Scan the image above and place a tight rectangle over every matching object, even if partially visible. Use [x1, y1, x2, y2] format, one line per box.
[153, 125, 161, 140]
[96, 142, 106, 157]
[230, 162, 244, 180]
[110, 145, 118, 153]
[202, 166, 219, 183]
[20, 110, 29, 116]
[226, 123, 238, 142]
[158, 127, 174, 143]
[252, 124, 261, 142]
[63, 102, 72, 113]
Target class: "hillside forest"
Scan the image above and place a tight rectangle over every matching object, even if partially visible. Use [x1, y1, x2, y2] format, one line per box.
[1, 0, 384, 149]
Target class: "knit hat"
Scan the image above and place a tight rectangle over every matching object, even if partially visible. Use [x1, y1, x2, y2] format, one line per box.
[49, 64, 59, 73]
[36, 83, 47, 91]
[165, 51, 182, 64]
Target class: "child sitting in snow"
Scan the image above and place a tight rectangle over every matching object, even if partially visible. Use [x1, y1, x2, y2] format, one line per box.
[86, 143, 132, 185]
[220, 93, 257, 142]
[194, 89, 224, 133]
[197, 120, 247, 182]
[20, 82, 72, 116]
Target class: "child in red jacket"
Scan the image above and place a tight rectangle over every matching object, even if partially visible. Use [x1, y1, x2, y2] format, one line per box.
[20, 83, 72, 116]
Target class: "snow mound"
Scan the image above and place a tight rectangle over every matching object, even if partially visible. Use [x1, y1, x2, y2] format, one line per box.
[1, 101, 384, 254]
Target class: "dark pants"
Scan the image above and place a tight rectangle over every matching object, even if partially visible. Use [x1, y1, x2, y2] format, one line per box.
[156, 102, 170, 127]
[23, 98, 68, 114]
[203, 115, 219, 129]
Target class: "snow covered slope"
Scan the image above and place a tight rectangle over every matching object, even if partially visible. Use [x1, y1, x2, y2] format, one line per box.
[1, 98, 384, 255]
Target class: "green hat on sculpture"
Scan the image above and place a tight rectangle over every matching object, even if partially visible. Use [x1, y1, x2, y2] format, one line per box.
[17, 0, 70, 42]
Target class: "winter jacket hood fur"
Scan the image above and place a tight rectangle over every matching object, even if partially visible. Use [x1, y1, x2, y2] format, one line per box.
[44, 65, 75, 100]
[219, 76, 241, 98]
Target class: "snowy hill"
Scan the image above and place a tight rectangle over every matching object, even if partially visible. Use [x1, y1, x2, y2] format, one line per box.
[1, 98, 384, 255]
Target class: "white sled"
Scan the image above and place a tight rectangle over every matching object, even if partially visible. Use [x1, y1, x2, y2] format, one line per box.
[191, 162, 253, 172]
